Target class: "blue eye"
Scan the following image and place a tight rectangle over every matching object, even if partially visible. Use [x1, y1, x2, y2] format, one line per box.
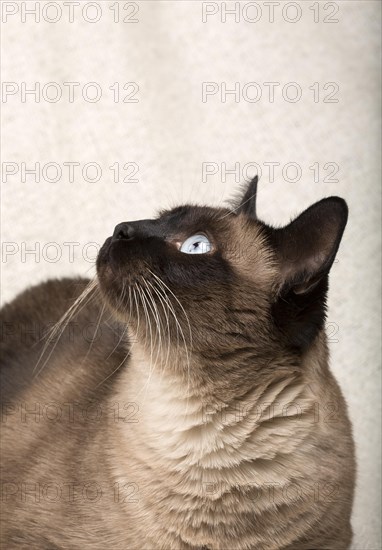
[180, 234, 212, 255]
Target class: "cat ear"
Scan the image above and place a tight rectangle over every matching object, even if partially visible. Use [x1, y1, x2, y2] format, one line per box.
[236, 176, 258, 218]
[271, 197, 348, 294]
[268, 197, 348, 350]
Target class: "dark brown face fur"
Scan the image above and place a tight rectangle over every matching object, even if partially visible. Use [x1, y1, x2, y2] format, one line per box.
[96, 204, 276, 393]
[96, 177, 348, 385]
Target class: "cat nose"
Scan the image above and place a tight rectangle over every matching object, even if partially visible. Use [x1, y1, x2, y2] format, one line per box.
[112, 222, 136, 241]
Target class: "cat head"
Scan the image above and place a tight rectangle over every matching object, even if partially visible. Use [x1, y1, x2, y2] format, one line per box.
[96, 177, 347, 379]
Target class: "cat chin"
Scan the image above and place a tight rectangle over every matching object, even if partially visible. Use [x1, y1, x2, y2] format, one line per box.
[96, 241, 151, 321]
[97, 237, 127, 271]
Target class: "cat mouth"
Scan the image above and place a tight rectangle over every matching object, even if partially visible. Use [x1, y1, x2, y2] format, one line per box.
[97, 236, 134, 275]
[96, 235, 159, 295]
[96, 236, 114, 269]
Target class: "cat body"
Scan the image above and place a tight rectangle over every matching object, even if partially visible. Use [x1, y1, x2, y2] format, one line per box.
[0, 180, 355, 549]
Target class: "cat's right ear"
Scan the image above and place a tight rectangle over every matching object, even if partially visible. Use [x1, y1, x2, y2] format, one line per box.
[236, 176, 258, 218]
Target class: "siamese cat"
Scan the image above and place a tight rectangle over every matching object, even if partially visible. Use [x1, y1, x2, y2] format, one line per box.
[0, 178, 355, 549]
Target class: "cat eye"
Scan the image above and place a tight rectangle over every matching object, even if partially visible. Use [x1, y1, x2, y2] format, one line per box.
[179, 234, 212, 255]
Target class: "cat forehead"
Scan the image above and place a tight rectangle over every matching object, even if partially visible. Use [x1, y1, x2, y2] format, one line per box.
[158, 204, 231, 226]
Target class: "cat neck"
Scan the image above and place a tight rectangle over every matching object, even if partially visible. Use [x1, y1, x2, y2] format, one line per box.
[112, 341, 318, 477]
[106, 341, 324, 548]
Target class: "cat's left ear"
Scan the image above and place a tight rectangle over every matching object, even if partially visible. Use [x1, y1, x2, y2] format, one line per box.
[270, 197, 348, 294]
[266, 197, 348, 351]
[236, 176, 258, 218]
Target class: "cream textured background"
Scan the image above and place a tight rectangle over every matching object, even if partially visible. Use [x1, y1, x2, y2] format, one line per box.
[1, 1, 381, 548]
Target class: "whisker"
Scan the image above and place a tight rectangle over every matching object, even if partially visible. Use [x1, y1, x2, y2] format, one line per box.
[142, 279, 163, 369]
[135, 283, 156, 401]
[95, 344, 129, 389]
[148, 271, 193, 412]
[145, 279, 172, 375]
[148, 269, 193, 349]
[33, 279, 98, 377]
[80, 301, 106, 366]
[96, 283, 134, 388]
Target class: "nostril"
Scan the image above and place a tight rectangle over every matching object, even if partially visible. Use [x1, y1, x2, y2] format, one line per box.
[113, 223, 135, 241]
